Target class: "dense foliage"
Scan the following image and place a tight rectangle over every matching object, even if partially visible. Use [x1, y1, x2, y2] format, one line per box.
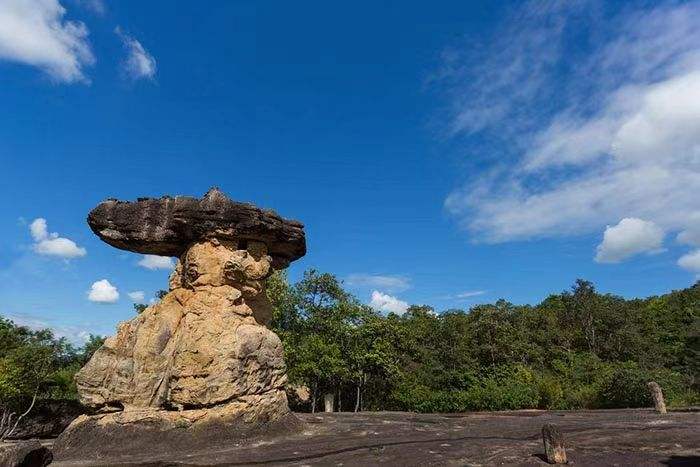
[269, 272, 700, 412]
[0, 318, 103, 413]
[0, 274, 697, 418]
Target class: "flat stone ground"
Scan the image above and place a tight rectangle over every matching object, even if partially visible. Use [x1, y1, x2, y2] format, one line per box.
[52, 409, 699, 466]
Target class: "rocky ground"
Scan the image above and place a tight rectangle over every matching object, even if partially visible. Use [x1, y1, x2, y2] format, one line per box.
[47, 408, 699, 466]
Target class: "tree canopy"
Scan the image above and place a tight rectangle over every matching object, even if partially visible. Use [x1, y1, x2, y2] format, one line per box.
[0, 274, 697, 417]
[268, 273, 699, 412]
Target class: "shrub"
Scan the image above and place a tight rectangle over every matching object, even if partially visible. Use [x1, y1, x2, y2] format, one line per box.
[596, 362, 686, 408]
[537, 375, 564, 409]
[469, 365, 540, 411]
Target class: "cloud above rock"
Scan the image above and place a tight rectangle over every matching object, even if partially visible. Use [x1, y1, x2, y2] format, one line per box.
[30, 218, 87, 258]
[138, 254, 174, 270]
[88, 279, 119, 303]
[127, 290, 145, 302]
[0, 0, 94, 82]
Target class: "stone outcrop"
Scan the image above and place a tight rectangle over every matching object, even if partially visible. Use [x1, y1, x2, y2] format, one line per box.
[6, 400, 83, 440]
[54, 189, 306, 461]
[542, 423, 567, 464]
[87, 187, 305, 269]
[647, 381, 667, 414]
[0, 440, 53, 467]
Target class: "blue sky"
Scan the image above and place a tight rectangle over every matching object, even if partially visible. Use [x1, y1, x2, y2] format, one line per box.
[1, 0, 699, 343]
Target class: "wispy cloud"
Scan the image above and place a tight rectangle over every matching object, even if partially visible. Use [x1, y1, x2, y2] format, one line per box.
[345, 273, 411, 292]
[138, 255, 174, 270]
[437, 1, 700, 273]
[115, 26, 156, 81]
[435, 290, 487, 301]
[71, 0, 105, 15]
[0, 0, 94, 83]
[456, 290, 486, 299]
[127, 290, 145, 302]
[4, 312, 101, 344]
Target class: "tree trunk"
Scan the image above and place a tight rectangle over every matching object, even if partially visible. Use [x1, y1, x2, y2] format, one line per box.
[0, 388, 38, 441]
[354, 384, 361, 412]
[337, 388, 342, 412]
[324, 392, 334, 412]
[311, 383, 317, 414]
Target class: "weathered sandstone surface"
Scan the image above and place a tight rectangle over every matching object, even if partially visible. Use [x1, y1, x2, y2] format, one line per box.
[54, 189, 306, 461]
[87, 187, 305, 269]
[52, 410, 700, 466]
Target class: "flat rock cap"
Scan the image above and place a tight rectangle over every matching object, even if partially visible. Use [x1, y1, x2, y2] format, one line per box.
[88, 188, 306, 268]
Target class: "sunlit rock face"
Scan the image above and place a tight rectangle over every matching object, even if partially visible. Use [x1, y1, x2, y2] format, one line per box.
[76, 239, 287, 413]
[54, 190, 306, 461]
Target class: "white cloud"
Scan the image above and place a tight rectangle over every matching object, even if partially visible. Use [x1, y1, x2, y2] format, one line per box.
[30, 218, 48, 241]
[435, 290, 487, 302]
[345, 274, 410, 292]
[0, 0, 94, 82]
[439, 1, 700, 269]
[676, 213, 700, 247]
[456, 290, 486, 299]
[138, 254, 174, 270]
[127, 290, 145, 302]
[88, 279, 119, 303]
[29, 218, 86, 259]
[115, 26, 156, 81]
[595, 218, 664, 263]
[678, 250, 700, 273]
[369, 290, 408, 315]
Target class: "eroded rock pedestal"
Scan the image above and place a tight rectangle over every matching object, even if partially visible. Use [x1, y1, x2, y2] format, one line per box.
[54, 189, 306, 460]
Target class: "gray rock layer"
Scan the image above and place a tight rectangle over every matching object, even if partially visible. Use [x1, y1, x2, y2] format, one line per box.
[87, 188, 305, 268]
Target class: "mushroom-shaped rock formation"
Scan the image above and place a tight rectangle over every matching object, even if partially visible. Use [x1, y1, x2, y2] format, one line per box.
[54, 189, 306, 461]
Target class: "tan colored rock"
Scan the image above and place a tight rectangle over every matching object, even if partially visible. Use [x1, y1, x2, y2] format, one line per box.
[647, 381, 667, 414]
[53, 390, 301, 461]
[76, 239, 286, 414]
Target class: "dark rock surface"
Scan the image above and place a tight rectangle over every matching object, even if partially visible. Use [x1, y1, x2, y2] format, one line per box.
[7, 400, 83, 440]
[87, 188, 306, 268]
[53, 412, 302, 463]
[51, 409, 700, 466]
[0, 440, 52, 467]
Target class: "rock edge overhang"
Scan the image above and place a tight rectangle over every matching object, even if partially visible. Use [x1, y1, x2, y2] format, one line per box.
[87, 187, 306, 268]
